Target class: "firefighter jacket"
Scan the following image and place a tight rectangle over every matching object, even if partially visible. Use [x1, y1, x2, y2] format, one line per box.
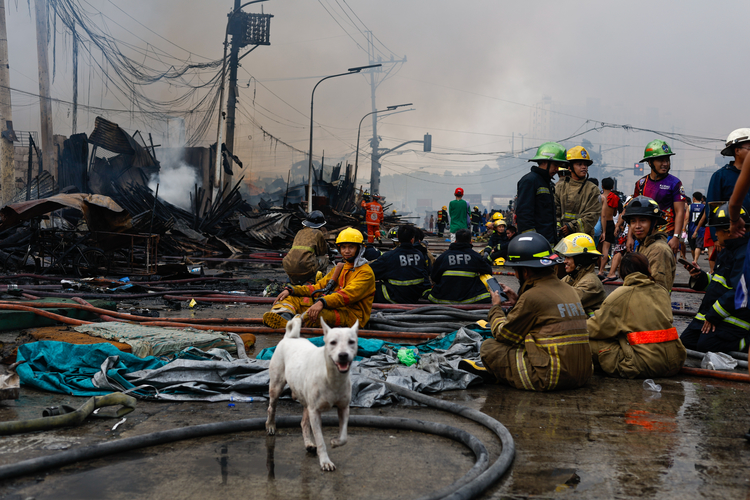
[483, 231, 510, 259]
[588, 272, 686, 379]
[471, 210, 482, 225]
[282, 228, 329, 282]
[428, 242, 492, 303]
[555, 177, 602, 237]
[561, 264, 606, 316]
[291, 253, 375, 327]
[369, 243, 431, 303]
[365, 201, 383, 226]
[437, 209, 448, 225]
[480, 273, 593, 391]
[687, 235, 750, 336]
[637, 232, 675, 293]
[516, 166, 557, 244]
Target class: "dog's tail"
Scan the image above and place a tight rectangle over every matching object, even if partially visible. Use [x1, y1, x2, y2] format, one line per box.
[284, 315, 303, 338]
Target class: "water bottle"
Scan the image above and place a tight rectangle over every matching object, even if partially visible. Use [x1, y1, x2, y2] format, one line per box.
[642, 379, 661, 392]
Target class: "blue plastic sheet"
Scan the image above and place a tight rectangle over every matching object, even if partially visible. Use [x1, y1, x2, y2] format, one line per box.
[16, 341, 166, 396]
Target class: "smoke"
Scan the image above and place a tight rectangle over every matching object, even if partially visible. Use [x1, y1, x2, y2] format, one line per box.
[148, 147, 198, 211]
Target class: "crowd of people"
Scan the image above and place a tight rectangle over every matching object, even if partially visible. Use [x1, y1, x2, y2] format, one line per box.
[262, 129, 750, 409]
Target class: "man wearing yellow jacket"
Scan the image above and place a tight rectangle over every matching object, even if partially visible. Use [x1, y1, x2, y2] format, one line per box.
[263, 228, 375, 329]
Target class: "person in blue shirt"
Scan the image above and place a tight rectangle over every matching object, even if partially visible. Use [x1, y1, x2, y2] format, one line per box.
[687, 192, 706, 263]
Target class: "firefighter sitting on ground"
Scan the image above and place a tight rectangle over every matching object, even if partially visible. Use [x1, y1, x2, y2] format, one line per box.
[365, 194, 384, 243]
[623, 195, 676, 293]
[461, 232, 593, 390]
[282, 210, 330, 285]
[680, 202, 750, 353]
[553, 232, 606, 317]
[428, 228, 493, 304]
[437, 206, 448, 237]
[482, 215, 510, 264]
[369, 225, 431, 304]
[588, 252, 686, 379]
[263, 227, 375, 329]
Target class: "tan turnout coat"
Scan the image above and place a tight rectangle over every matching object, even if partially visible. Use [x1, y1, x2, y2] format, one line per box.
[587, 272, 686, 378]
[555, 177, 602, 237]
[637, 232, 675, 293]
[562, 264, 606, 316]
[480, 273, 593, 391]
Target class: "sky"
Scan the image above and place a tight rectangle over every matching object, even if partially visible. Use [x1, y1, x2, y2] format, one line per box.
[2, 0, 747, 206]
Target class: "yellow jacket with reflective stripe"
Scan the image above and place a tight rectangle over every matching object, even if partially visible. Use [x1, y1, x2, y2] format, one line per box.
[292, 261, 375, 326]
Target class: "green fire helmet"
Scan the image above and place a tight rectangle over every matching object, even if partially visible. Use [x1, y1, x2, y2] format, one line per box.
[528, 142, 569, 164]
[641, 140, 675, 163]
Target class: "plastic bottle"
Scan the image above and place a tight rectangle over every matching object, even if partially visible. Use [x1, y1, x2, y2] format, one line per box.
[642, 379, 661, 392]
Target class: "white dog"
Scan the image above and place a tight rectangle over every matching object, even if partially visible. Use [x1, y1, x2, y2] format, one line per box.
[265, 315, 358, 471]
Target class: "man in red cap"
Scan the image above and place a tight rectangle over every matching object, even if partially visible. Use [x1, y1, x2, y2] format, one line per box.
[448, 187, 470, 243]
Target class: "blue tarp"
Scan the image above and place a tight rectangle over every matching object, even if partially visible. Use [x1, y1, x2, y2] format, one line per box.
[16, 341, 166, 396]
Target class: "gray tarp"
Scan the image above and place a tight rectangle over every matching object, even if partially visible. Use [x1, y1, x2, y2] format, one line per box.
[100, 327, 485, 407]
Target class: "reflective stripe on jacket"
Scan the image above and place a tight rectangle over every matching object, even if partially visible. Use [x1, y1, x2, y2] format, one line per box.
[429, 242, 492, 303]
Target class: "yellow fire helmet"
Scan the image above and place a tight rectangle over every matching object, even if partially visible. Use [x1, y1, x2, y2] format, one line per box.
[485, 221, 494, 229]
[495, 218, 507, 226]
[442, 206, 447, 210]
[493, 257, 506, 266]
[492, 212, 504, 221]
[553, 232, 602, 257]
[336, 227, 364, 245]
[566, 146, 593, 166]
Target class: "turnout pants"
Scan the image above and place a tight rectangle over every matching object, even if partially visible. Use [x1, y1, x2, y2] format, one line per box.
[680, 320, 749, 353]
[269, 296, 357, 328]
[366, 224, 380, 243]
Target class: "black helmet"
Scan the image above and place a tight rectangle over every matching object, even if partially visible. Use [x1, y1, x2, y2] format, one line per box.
[622, 196, 667, 226]
[707, 201, 750, 229]
[505, 233, 564, 268]
[302, 210, 326, 229]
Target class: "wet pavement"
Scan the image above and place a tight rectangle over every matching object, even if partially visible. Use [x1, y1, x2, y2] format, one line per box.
[0, 248, 748, 498]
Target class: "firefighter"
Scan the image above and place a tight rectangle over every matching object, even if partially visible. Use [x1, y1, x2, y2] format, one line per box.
[463, 232, 593, 390]
[553, 232, 606, 316]
[369, 225, 431, 303]
[282, 210, 330, 285]
[471, 206, 482, 237]
[437, 206, 448, 237]
[556, 146, 602, 239]
[429, 228, 492, 304]
[622, 195, 676, 292]
[588, 252, 686, 378]
[482, 218, 510, 264]
[263, 227, 375, 329]
[365, 194, 384, 243]
[681, 202, 750, 353]
[516, 142, 569, 245]
[628, 140, 687, 254]
[359, 192, 371, 234]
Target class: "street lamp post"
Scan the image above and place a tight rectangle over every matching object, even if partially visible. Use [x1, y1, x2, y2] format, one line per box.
[354, 103, 412, 188]
[307, 64, 381, 213]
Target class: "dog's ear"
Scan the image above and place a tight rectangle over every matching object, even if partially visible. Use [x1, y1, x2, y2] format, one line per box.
[320, 317, 330, 337]
[352, 320, 359, 338]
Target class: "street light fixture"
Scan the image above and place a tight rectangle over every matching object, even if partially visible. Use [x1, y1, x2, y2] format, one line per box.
[354, 103, 412, 188]
[307, 64, 381, 212]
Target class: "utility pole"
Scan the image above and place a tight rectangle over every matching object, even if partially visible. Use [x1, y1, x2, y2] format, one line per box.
[366, 31, 406, 195]
[0, 0, 16, 207]
[34, 0, 54, 179]
[223, 0, 242, 190]
[71, 25, 78, 135]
